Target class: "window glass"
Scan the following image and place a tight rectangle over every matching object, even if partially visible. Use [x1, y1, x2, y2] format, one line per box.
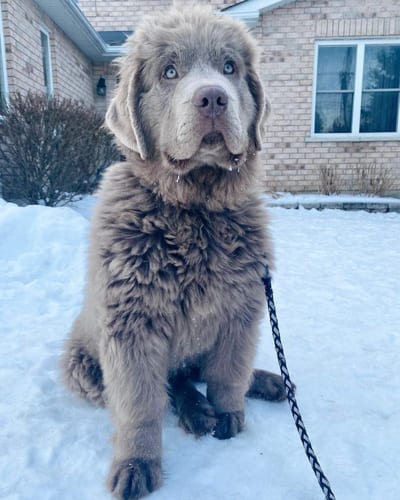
[360, 91, 399, 133]
[317, 46, 356, 91]
[315, 46, 356, 133]
[40, 31, 52, 97]
[0, 61, 4, 112]
[363, 45, 400, 90]
[0, 14, 6, 111]
[315, 92, 353, 133]
[314, 43, 400, 135]
[360, 45, 400, 133]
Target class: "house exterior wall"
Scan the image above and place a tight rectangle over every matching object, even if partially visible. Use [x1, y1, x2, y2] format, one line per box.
[0, 0, 95, 106]
[93, 61, 118, 114]
[77, 0, 231, 31]
[258, 0, 400, 194]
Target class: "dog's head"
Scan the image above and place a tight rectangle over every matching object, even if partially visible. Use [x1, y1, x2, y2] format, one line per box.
[106, 7, 269, 203]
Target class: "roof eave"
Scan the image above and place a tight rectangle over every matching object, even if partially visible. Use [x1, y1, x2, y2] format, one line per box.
[259, 0, 296, 14]
[34, 0, 122, 62]
[224, 10, 259, 29]
[223, 0, 296, 28]
[34, 0, 296, 61]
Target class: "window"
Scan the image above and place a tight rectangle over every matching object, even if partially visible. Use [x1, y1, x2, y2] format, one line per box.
[40, 29, 53, 97]
[313, 40, 400, 138]
[360, 45, 400, 133]
[0, 3, 8, 111]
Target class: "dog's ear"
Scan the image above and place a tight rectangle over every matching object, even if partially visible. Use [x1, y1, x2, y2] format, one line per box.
[246, 67, 270, 151]
[105, 61, 150, 160]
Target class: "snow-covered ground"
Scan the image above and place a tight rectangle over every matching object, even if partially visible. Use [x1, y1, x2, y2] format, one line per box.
[0, 196, 399, 500]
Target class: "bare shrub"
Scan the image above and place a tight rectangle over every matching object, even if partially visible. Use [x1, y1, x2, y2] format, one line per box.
[319, 165, 341, 194]
[319, 163, 395, 196]
[349, 163, 395, 196]
[0, 92, 119, 206]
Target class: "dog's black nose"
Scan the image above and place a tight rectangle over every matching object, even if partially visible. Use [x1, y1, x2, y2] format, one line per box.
[192, 86, 228, 119]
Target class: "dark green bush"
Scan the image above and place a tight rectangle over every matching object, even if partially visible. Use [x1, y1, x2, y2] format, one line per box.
[0, 92, 119, 206]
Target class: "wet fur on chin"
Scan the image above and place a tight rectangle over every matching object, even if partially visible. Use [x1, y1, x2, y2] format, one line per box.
[125, 146, 260, 211]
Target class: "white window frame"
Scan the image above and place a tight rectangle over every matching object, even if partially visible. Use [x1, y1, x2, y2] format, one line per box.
[311, 38, 400, 141]
[40, 27, 53, 97]
[0, 2, 9, 108]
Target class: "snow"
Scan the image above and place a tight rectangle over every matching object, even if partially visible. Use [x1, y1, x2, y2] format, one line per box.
[1, 196, 399, 500]
[263, 192, 400, 205]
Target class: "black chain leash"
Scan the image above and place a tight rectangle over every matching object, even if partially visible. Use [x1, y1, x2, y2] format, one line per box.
[263, 271, 336, 500]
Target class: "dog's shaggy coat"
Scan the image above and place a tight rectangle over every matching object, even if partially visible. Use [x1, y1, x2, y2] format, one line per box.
[61, 7, 285, 499]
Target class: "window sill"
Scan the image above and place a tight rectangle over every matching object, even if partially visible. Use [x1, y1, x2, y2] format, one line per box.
[305, 134, 400, 143]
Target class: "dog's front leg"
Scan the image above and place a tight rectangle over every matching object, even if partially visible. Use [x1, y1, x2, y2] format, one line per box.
[101, 331, 168, 500]
[202, 317, 259, 440]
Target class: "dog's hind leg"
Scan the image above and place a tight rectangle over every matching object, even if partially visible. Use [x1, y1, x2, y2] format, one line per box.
[169, 372, 217, 437]
[246, 368, 287, 402]
[60, 314, 105, 407]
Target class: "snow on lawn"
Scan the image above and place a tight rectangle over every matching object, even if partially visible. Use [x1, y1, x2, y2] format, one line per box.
[0, 197, 399, 500]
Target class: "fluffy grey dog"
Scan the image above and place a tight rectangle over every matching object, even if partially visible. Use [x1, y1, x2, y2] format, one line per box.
[61, 7, 285, 499]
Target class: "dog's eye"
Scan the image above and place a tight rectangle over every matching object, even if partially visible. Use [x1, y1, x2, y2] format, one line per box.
[163, 65, 178, 80]
[223, 61, 235, 75]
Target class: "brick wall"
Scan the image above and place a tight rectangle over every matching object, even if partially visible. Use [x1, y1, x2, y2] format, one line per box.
[93, 61, 118, 114]
[51, 21, 94, 104]
[258, 0, 400, 194]
[77, 0, 233, 31]
[1, 0, 94, 106]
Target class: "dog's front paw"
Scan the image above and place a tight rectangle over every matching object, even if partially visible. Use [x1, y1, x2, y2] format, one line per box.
[108, 457, 162, 500]
[179, 397, 217, 437]
[212, 410, 244, 440]
[178, 392, 218, 437]
[246, 369, 289, 402]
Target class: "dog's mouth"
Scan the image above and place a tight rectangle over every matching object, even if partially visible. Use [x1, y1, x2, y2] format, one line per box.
[201, 131, 224, 146]
[165, 132, 225, 168]
[164, 131, 244, 172]
[165, 154, 191, 171]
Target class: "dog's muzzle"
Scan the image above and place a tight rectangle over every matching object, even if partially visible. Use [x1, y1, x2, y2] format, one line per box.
[192, 85, 228, 120]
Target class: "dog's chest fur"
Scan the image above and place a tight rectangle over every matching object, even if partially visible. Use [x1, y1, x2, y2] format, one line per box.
[95, 168, 270, 365]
